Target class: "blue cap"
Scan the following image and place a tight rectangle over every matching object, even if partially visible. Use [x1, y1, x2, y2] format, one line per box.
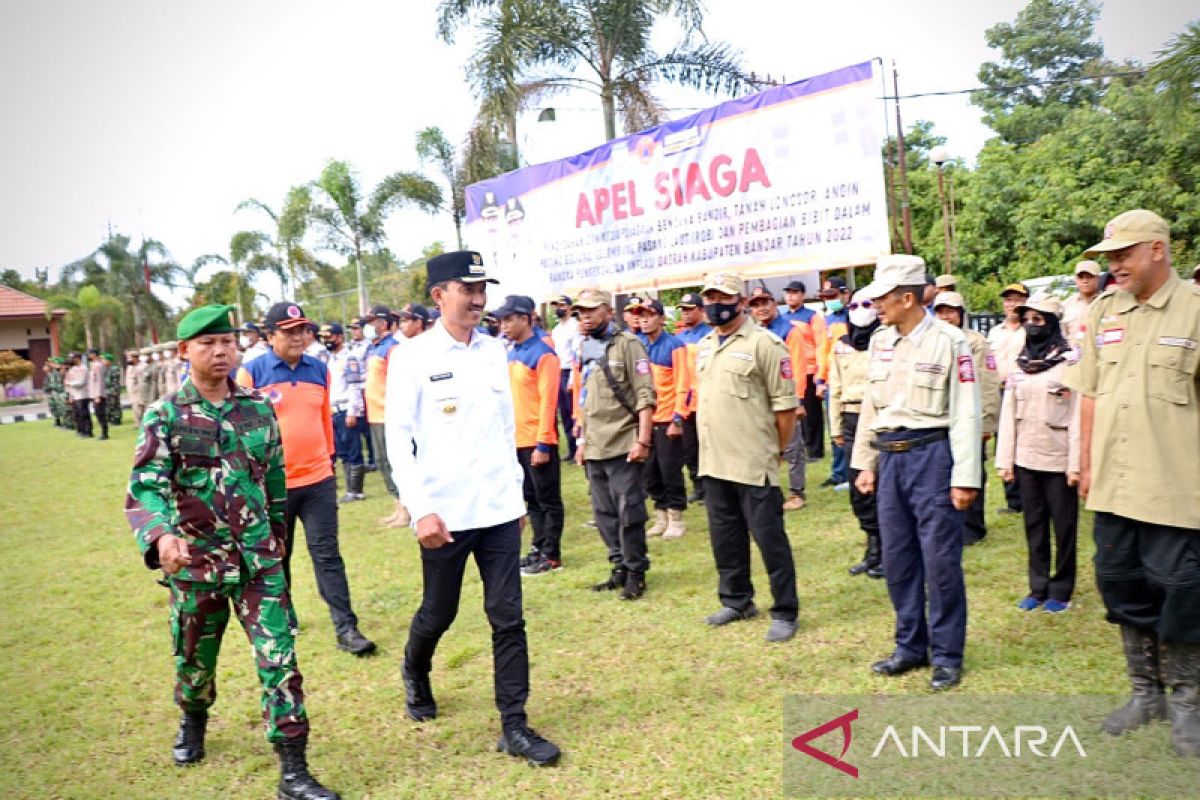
[494, 295, 535, 318]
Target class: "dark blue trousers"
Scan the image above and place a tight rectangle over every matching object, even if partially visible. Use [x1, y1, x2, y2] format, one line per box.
[332, 410, 363, 465]
[876, 436, 967, 668]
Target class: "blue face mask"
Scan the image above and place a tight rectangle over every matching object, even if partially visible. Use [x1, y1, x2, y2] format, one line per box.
[826, 299, 844, 313]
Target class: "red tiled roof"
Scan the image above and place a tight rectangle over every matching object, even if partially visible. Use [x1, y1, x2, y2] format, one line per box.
[0, 285, 64, 318]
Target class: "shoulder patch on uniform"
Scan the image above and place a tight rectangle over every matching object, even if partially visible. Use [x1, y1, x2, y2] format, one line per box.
[780, 356, 794, 380]
[985, 353, 997, 370]
[957, 355, 976, 383]
[635, 358, 650, 375]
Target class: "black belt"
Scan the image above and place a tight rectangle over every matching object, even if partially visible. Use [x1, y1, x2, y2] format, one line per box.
[870, 429, 949, 453]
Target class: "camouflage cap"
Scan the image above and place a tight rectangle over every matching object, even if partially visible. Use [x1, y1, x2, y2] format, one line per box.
[572, 288, 612, 309]
[1084, 209, 1170, 255]
[701, 272, 744, 297]
[177, 304, 237, 340]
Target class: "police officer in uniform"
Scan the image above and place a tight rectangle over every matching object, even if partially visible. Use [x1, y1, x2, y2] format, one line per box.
[386, 251, 561, 767]
[932, 292, 1001, 545]
[694, 272, 801, 643]
[852, 255, 982, 691]
[1070, 210, 1200, 757]
[572, 288, 656, 599]
[321, 323, 367, 503]
[125, 304, 339, 799]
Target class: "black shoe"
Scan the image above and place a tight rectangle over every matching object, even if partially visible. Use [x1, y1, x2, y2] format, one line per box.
[497, 724, 561, 767]
[930, 665, 963, 691]
[866, 564, 885, 579]
[335, 627, 376, 657]
[848, 558, 871, 576]
[402, 660, 437, 721]
[275, 735, 340, 800]
[820, 477, 838, 488]
[620, 571, 646, 600]
[172, 710, 207, 765]
[871, 653, 929, 676]
[687, 489, 705, 504]
[363, 463, 378, 472]
[591, 567, 627, 592]
[98, 434, 109, 440]
[997, 507, 1021, 516]
[519, 548, 541, 569]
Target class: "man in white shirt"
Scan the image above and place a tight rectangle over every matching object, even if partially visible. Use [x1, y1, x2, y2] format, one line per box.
[322, 322, 367, 503]
[386, 250, 561, 768]
[549, 294, 582, 460]
[1062, 260, 1101, 343]
[986, 282, 1029, 514]
[239, 321, 270, 365]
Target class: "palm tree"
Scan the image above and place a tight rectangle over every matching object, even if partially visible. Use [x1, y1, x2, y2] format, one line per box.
[67, 235, 181, 344]
[438, 0, 761, 145]
[74, 285, 125, 350]
[307, 159, 441, 313]
[1149, 21, 1200, 131]
[235, 186, 313, 300]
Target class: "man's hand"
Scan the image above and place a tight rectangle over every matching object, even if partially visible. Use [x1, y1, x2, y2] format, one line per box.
[1077, 469, 1091, 500]
[999, 467, 1014, 483]
[575, 446, 585, 466]
[628, 441, 651, 463]
[816, 383, 827, 399]
[666, 421, 682, 439]
[346, 415, 358, 428]
[950, 487, 978, 511]
[1067, 471, 1081, 488]
[415, 513, 455, 549]
[156, 534, 190, 575]
[531, 449, 550, 467]
[856, 470, 876, 495]
[833, 435, 845, 448]
[518, 515, 528, 534]
[795, 405, 807, 418]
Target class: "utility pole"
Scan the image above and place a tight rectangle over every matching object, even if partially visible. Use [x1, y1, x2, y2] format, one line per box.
[892, 61, 914, 255]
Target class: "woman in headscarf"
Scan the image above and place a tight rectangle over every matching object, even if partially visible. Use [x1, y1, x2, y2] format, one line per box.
[995, 294, 1081, 613]
[829, 289, 883, 578]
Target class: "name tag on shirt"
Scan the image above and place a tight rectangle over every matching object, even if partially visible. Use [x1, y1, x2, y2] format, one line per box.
[727, 351, 754, 362]
[430, 372, 453, 382]
[1100, 328, 1125, 346]
[1158, 336, 1197, 350]
[876, 348, 894, 362]
[914, 362, 946, 375]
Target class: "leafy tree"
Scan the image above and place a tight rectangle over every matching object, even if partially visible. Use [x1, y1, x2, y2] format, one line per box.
[235, 186, 314, 299]
[438, 0, 760, 144]
[74, 285, 126, 350]
[1148, 21, 1200, 132]
[0, 351, 34, 397]
[971, 0, 1107, 145]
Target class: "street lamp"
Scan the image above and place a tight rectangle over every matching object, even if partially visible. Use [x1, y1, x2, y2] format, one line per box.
[929, 146, 956, 275]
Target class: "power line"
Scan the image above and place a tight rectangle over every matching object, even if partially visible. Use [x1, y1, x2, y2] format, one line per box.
[880, 69, 1147, 100]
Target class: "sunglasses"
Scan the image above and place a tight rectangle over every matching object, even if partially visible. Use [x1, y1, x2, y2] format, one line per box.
[848, 301, 873, 310]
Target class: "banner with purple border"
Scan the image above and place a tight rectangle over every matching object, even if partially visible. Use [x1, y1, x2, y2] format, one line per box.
[463, 61, 890, 300]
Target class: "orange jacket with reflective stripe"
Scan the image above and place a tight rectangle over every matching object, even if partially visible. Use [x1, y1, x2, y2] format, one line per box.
[507, 335, 561, 450]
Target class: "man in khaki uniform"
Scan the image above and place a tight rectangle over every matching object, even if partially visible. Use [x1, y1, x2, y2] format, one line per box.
[572, 288, 656, 600]
[933, 292, 1001, 545]
[853, 255, 982, 691]
[1062, 260, 1102, 343]
[694, 273, 801, 643]
[135, 347, 158, 422]
[1070, 209, 1200, 757]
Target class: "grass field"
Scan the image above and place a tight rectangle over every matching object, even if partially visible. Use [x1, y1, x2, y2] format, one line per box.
[0, 418, 1130, 799]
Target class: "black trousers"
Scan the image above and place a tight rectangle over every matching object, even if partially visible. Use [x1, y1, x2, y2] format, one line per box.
[1093, 512, 1200, 642]
[404, 518, 529, 727]
[1016, 466, 1078, 602]
[585, 455, 649, 574]
[965, 442, 988, 542]
[682, 414, 701, 487]
[283, 476, 358, 634]
[997, 389, 1022, 511]
[702, 477, 799, 621]
[557, 370, 576, 459]
[92, 398, 109, 437]
[516, 447, 565, 561]
[801, 375, 824, 459]
[644, 423, 687, 511]
[842, 412, 879, 538]
[74, 399, 93, 435]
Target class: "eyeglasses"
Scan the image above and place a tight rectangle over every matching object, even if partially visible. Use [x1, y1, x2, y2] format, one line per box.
[848, 301, 873, 310]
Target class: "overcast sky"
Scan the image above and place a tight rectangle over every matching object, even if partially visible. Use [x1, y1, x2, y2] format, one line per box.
[1, 0, 1195, 303]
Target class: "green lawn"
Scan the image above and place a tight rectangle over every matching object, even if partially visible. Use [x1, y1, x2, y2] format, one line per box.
[0, 419, 1125, 798]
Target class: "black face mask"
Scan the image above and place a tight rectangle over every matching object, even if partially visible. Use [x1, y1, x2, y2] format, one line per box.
[555, 306, 569, 319]
[324, 339, 339, 351]
[705, 302, 740, 326]
[586, 320, 613, 339]
[1024, 323, 1050, 342]
[485, 323, 500, 337]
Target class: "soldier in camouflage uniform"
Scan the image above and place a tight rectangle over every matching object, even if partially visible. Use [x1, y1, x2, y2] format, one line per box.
[125, 304, 339, 800]
[103, 352, 123, 425]
[45, 357, 67, 427]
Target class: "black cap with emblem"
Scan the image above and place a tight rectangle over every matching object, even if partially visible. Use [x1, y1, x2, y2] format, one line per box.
[426, 251, 499, 285]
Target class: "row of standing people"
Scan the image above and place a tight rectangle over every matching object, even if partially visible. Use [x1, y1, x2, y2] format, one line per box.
[43, 349, 122, 437]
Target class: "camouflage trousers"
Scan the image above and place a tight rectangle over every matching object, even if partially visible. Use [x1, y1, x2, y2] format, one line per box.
[168, 563, 308, 742]
[105, 391, 122, 425]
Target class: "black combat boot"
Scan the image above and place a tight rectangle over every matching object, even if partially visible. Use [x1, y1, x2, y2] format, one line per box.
[1162, 640, 1200, 757]
[865, 532, 884, 579]
[172, 710, 207, 765]
[1102, 626, 1168, 735]
[401, 659, 438, 722]
[337, 465, 364, 503]
[275, 735, 340, 800]
[848, 540, 872, 576]
[591, 566, 627, 592]
[620, 571, 646, 600]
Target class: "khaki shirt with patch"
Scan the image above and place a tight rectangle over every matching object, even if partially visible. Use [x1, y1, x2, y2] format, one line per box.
[965, 328, 1001, 435]
[695, 316, 798, 486]
[579, 330, 656, 461]
[827, 338, 870, 439]
[1067, 274, 1200, 529]
[850, 315, 983, 488]
[987, 322, 1026, 384]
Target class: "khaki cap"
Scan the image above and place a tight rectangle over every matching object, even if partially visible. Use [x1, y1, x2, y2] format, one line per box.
[860, 254, 927, 300]
[1084, 209, 1170, 255]
[701, 272, 745, 297]
[934, 274, 958, 289]
[1017, 294, 1064, 318]
[1074, 260, 1101, 276]
[932, 291, 966, 310]
[572, 288, 612, 309]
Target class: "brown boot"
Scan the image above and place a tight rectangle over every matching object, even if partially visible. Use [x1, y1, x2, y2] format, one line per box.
[646, 509, 668, 537]
[662, 509, 686, 540]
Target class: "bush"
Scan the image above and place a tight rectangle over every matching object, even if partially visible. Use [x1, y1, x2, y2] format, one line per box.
[0, 351, 34, 396]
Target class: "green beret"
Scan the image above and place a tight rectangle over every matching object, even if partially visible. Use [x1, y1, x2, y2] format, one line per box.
[100, 352, 114, 360]
[177, 304, 237, 340]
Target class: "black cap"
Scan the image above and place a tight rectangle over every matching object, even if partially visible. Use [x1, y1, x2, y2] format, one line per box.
[677, 292, 703, 308]
[398, 302, 431, 323]
[784, 280, 807, 293]
[824, 276, 847, 291]
[319, 322, 344, 336]
[264, 302, 311, 330]
[240, 321, 262, 334]
[748, 286, 776, 303]
[365, 304, 395, 322]
[630, 298, 665, 315]
[494, 295, 536, 318]
[347, 316, 364, 328]
[426, 251, 498, 285]
[551, 294, 572, 305]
